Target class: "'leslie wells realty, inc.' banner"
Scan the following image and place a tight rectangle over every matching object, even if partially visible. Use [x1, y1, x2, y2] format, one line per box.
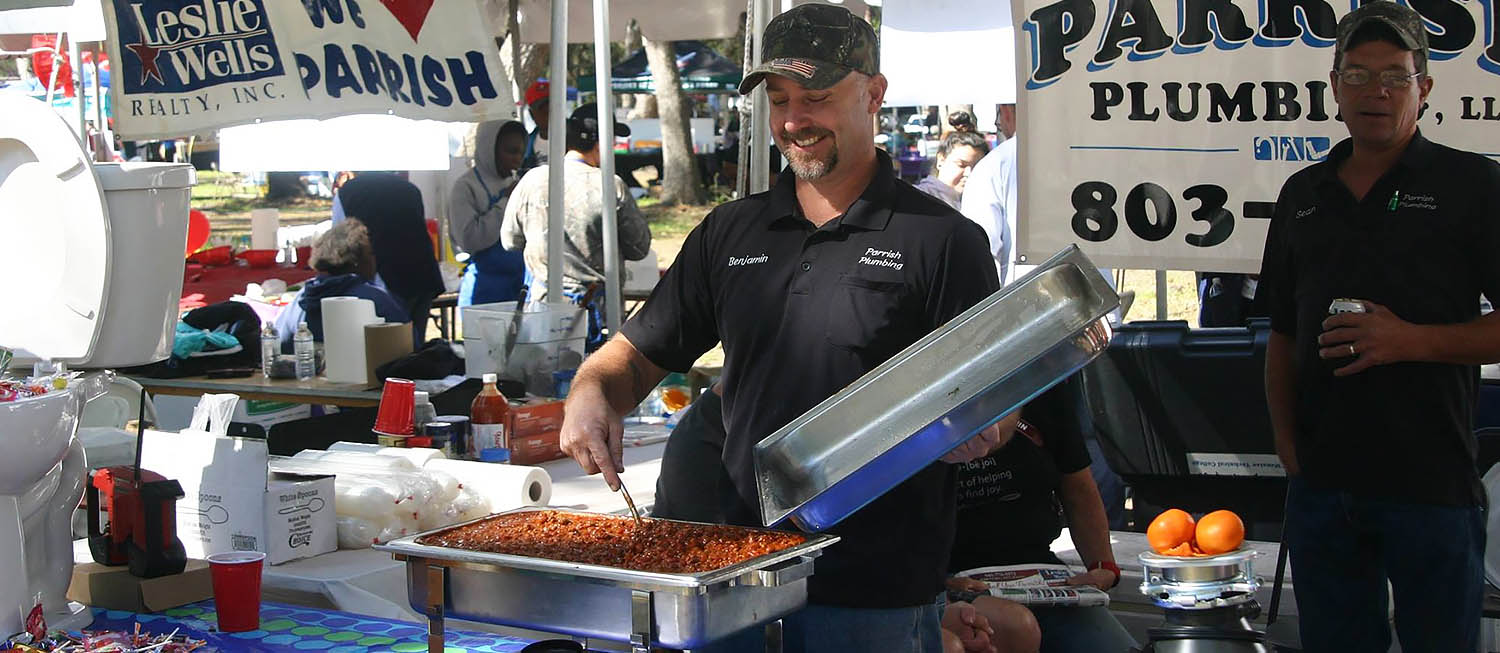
[1013, 0, 1500, 274]
[102, 0, 516, 139]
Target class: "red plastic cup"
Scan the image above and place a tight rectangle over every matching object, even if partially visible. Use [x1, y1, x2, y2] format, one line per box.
[373, 378, 416, 436]
[207, 551, 266, 632]
[296, 246, 313, 269]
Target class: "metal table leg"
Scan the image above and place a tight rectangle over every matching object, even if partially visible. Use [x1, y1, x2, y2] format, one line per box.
[764, 618, 783, 653]
[630, 589, 656, 653]
[425, 562, 446, 653]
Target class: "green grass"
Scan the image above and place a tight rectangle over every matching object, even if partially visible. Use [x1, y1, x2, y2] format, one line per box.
[189, 171, 332, 244]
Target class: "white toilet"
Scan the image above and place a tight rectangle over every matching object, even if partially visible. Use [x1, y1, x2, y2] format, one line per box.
[0, 95, 193, 635]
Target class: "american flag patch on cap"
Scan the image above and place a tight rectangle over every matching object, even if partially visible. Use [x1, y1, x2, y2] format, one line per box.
[769, 58, 818, 77]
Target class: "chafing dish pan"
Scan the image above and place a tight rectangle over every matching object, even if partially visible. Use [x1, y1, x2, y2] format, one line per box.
[755, 245, 1119, 531]
[377, 508, 838, 649]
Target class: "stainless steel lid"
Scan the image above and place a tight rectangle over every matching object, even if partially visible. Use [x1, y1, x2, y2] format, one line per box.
[753, 246, 1119, 531]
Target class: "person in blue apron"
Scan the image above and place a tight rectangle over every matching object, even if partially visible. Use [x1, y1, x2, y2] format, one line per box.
[450, 120, 529, 307]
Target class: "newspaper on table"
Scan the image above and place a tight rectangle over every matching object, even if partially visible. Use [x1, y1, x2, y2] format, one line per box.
[956, 564, 1110, 608]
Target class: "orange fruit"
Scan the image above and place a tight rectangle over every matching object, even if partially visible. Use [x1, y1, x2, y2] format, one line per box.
[1147, 508, 1197, 554]
[1195, 510, 1245, 554]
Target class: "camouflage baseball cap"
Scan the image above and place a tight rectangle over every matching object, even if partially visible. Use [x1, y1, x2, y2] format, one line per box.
[738, 4, 879, 95]
[1336, 1, 1429, 57]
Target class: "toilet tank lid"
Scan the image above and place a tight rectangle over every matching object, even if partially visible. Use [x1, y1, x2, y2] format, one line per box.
[95, 163, 195, 191]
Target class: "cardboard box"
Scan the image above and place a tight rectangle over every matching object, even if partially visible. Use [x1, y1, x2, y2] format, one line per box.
[68, 560, 211, 612]
[139, 431, 337, 565]
[509, 399, 566, 465]
[362, 321, 413, 385]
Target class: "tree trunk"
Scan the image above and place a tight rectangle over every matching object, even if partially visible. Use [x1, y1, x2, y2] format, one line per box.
[619, 20, 641, 112]
[629, 94, 658, 120]
[626, 20, 656, 118]
[500, 36, 549, 111]
[644, 38, 706, 205]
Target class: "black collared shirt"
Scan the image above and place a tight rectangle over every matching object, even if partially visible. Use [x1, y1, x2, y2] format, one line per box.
[1259, 132, 1500, 506]
[622, 150, 1000, 607]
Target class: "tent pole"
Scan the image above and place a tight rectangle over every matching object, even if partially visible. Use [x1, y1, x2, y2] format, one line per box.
[508, 0, 522, 113]
[44, 32, 61, 110]
[92, 43, 105, 160]
[748, 0, 772, 194]
[735, 0, 753, 199]
[70, 35, 84, 139]
[593, 0, 622, 336]
[546, 0, 568, 302]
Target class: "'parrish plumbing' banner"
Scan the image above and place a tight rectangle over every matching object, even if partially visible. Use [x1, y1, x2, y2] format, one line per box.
[1013, 0, 1500, 274]
[102, 0, 516, 139]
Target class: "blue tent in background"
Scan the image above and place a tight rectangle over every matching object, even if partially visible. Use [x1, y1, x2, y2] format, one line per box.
[578, 40, 741, 94]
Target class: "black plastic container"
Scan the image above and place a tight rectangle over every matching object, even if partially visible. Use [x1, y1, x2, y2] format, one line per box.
[1081, 319, 1287, 539]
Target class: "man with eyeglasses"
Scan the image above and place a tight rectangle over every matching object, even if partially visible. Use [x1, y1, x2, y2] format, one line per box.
[1258, 2, 1500, 650]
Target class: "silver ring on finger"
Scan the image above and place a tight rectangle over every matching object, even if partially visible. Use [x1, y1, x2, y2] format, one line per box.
[1348, 343, 1357, 357]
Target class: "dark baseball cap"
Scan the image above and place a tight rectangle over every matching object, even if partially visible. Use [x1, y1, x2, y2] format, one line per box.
[567, 103, 631, 139]
[1336, 1, 1429, 57]
[738, 4, 879, 95]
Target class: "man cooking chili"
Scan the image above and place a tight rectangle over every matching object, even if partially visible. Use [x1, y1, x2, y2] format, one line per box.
[1259, 2, 1500, 650]
[558, 5, 1007, 651]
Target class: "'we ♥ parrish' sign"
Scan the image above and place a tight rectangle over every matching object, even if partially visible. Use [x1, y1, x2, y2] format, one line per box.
[103, 0, 515, 139]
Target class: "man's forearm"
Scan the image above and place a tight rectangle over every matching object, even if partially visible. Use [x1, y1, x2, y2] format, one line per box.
[568, 334, 666, 416]
[1058, 470, 1116, 566]
[1265, 331, 1299, 474]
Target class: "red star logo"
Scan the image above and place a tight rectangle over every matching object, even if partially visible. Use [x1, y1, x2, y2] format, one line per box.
[124, 41, 164, 85]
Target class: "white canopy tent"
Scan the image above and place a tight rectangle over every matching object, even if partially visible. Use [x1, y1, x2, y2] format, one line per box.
[498, 0, 879, 333]
[879, 0, 1015, 106]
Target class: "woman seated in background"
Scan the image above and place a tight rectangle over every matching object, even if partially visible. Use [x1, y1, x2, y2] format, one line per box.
[450, 119, 529, 307]
[915, 130, 990, 210]
[338, 172, 444, 347]
[946, 378, 1137, 653]
[276, 219, 408, 352]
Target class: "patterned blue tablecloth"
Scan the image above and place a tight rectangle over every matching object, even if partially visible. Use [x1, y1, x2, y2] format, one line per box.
[87, 601, 535, 652]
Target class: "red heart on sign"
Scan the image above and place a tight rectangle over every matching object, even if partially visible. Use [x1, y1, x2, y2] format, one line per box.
[380, 0, 434, 42]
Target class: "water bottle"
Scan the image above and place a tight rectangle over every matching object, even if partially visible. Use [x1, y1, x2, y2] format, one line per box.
[260, 323, 279, 378]
[294, 322, 316, 380]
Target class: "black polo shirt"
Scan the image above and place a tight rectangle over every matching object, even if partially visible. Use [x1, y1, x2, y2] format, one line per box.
[622, 150, 1000, 608]
[1258, 132, 1500, 506]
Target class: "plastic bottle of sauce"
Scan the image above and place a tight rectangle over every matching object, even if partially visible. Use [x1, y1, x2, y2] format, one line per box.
[471, 373, 511, 463]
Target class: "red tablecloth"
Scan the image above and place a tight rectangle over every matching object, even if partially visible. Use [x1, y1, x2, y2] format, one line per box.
[181, 263, 316, 309]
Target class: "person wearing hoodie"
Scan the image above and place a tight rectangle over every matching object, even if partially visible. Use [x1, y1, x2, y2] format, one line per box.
[276, 219, 409, 352]
[450, 120, 529, 307]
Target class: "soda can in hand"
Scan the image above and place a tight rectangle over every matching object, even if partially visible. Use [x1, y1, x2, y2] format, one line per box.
[1328, 298, 1367, 315]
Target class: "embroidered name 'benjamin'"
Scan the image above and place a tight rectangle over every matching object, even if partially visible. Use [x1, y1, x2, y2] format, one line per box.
[728, 254, 769, 267]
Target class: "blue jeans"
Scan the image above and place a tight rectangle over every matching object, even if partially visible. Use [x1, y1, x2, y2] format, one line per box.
[694, 594, 945, 653]
[1031, 605, 1137, 653]
[1283, 476, 1484, 653]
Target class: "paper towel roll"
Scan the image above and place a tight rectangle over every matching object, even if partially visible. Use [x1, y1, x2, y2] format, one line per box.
[424, 459, 552, 512]
[250, 208, 279, 250]
[322, 296, 380, 384]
